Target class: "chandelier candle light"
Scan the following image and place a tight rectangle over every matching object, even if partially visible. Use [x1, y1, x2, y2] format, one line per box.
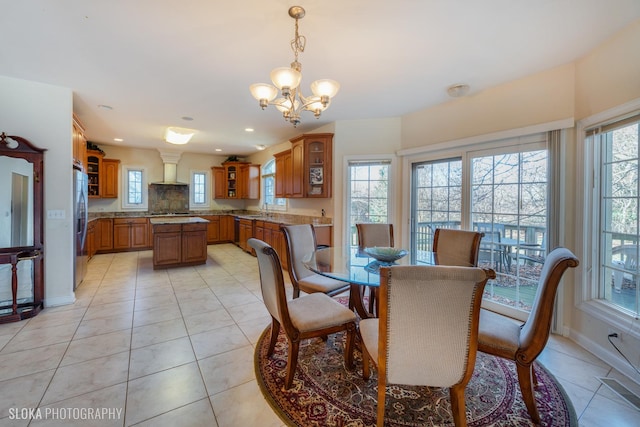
[250, 6, 340, 127]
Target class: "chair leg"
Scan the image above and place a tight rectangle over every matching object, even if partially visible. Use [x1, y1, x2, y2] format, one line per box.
[362, 343, 371, 380]
[449, 384, 468, 427]
[284, 338, 300, 390]
[292, 287, 300, 299]
[376, 376, 386, 427]
[267, 318, 280, 357]
[516, 363, 541, 424]
[343, 322, 355, 370]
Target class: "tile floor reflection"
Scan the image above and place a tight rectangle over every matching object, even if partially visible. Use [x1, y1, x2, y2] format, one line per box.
[0, 244, 637, 426]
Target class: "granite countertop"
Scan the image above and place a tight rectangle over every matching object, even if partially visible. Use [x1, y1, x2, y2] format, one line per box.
[89, 210, 332, 226]
[149, 217, 210, 225]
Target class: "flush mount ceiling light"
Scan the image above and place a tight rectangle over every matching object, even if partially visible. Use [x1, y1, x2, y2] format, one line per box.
[164, 127, 196, 145]
[447, 83, 470, 98]
[256, 144, 266, 150]
[249, 6, 340, 127]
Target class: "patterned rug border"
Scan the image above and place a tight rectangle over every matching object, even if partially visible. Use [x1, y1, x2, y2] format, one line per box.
[254, 325, 578, 427]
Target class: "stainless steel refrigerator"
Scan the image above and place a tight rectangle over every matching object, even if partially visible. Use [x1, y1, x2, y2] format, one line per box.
[74, 167, 88, 290]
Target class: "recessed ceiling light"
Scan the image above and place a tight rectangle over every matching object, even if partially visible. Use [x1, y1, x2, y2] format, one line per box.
[113, 138, 123, 142]
[215, 148, 222, 152]
[97, 104, 113, 110]
[245, 128, 255, 132]
[447, 83, 470, 98]
[181, 116, 194, 121]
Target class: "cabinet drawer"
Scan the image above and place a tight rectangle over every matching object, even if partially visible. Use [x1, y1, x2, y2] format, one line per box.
[183, 223, 208, 232]
[153, 224, 182, 233]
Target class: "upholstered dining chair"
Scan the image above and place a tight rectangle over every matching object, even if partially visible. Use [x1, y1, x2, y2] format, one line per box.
[248, 238, 356, 390]
[360, 265, 495, 427]
[282, 224, 351, 298]
[433, 228, 484, 267]
[477, 247, 579, 425]
[356, 223, 394, 253]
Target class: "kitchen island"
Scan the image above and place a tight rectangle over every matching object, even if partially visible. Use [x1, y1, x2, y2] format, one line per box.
[150, 217, 210, 269]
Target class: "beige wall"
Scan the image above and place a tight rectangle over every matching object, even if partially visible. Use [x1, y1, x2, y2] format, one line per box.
[401, 63, 575, 150]
[575, 19, 640, 120]
[0, 75, 75, 307]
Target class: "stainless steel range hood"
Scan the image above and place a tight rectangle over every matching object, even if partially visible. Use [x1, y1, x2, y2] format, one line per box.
[148, 150, 189, 214]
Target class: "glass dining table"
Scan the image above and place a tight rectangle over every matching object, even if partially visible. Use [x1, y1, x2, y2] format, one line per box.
[303, 246, 471, 319]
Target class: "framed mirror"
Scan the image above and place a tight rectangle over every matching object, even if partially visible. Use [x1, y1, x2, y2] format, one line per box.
[0, 133, 45, 323]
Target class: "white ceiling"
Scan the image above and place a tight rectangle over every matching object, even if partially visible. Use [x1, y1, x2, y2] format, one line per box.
[3, 1, 640, 155]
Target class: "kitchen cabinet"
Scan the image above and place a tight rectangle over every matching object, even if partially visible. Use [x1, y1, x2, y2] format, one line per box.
[200, 215, 221, 243]
[101, 159, 120, 198]
[86, 149, 119, 198]
[212, 162, 260, 199]
[86, 220, 96, 260]
[274, 151, 288, 198]
[113, 218, 149, 250]
[220, 215, 235, 241]
[151, 219, 209, 269]
[73, 114, 87, 171]
[239, 163, 260, 199]
[212, 167, 226, 199]
[238, 218, 254, 253]
[313, 225, 332, 248]
[275, 133, 333, 198]
[96, 218, 113, 252]
[86, 150, 103, 198]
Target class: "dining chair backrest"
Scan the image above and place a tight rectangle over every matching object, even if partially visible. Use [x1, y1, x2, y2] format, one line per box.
[281, 224, 317, 282]
[519, 247, 579, 357]
[356, 223, 394, 251]
[380, 265, 492, 386]
[361, 265, 495, 426]
[248, 237, 289, 325]
[432, 228, 483, 267]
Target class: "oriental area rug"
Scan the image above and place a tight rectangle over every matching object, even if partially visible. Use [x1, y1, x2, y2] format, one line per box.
[255, 324, 578, 427]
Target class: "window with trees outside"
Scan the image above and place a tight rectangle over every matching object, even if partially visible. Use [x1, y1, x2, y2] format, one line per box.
[411, 134, 549, 316]
[122, 166, 147, 209]
[347, 159, 391, 246]
[190, 170, 209, 208]
[261, 159, 286, 211]
[589, 113, 640, 317]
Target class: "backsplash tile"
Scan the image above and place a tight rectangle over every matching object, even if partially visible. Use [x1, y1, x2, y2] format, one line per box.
[148, 184, 189, 214]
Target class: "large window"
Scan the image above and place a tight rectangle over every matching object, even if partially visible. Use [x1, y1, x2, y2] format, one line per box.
[347, 159, 391, 245]
[410, 134, 549, 316]
[261, 159, 286, 211]
[190, 170, 210, 209]
[122, 166, 147, 210]
[589, 113, 640, 317]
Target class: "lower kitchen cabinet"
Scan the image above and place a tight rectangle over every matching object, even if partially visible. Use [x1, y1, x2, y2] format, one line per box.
[113, 218, 149, 251]
[152, 221, 208, 269]
[96, 218, 114, 252]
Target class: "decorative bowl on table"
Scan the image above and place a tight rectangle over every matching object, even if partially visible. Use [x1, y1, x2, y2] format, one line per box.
[363, 247, 408, 264]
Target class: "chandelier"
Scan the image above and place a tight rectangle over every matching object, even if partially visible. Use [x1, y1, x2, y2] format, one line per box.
[249, 6, 340, 127]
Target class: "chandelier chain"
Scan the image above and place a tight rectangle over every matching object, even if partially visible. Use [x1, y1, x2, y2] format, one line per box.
[291, 17, 306, 63]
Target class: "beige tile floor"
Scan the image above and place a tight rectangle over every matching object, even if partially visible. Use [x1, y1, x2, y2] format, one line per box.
[0, 243, 638, 426]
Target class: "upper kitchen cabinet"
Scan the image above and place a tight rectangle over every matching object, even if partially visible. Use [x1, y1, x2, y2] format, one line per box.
[275, 133, 333, 198]
[86, 146, 120, 199]
[72, 114, 87, 171]
[212, 161, 260, 199]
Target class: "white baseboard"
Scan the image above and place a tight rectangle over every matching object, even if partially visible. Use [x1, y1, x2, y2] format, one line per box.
[570, 328, 640, 387]
[44, 294, 76, 308]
